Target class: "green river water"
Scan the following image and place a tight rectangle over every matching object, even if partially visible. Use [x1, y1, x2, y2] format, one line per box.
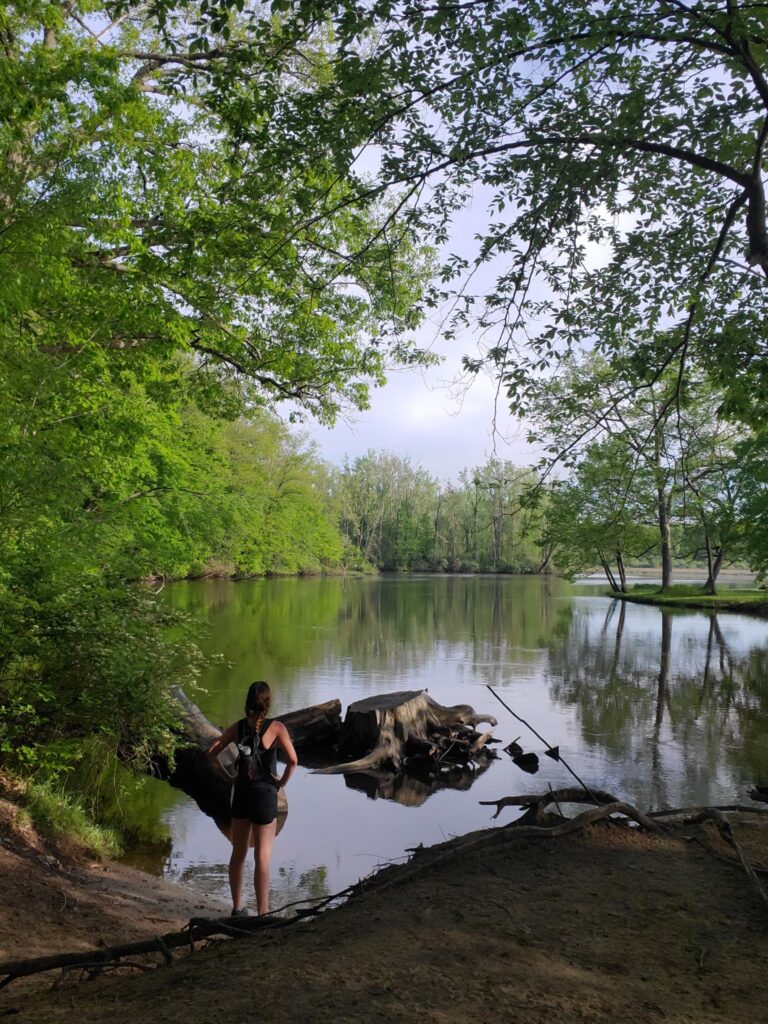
[126, 574, 768, 911]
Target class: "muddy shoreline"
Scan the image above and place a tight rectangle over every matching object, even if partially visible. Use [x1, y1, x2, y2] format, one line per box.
[4, 805, 768, 1024]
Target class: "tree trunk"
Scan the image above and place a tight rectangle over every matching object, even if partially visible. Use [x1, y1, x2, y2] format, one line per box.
[314, 690, 497, 775]
[658, 487, 673, 591]
[704, 536, 724, 595]
[599, 554, 619, 592]
[616, 550, 627, 592]
[169, 686, 342, 752]
[650, 419, 674, 593]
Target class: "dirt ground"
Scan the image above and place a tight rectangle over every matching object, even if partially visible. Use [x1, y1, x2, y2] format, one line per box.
[0, 797, 226, 994]
[3, 805, 768, 1024]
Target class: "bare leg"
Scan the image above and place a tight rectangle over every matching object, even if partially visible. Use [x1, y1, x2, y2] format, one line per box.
[252, 819, 277, 915]
[229, 817, 253, 911]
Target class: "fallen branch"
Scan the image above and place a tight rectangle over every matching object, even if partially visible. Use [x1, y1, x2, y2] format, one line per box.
[479, 787, 621, 819]
[0, 915, 284, 990]
[684, 808, 768, 914]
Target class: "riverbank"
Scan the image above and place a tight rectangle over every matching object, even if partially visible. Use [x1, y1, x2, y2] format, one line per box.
[612, 585, 768, 616]
[7, 807, 768, 1023]
[0, 797, 226, 994]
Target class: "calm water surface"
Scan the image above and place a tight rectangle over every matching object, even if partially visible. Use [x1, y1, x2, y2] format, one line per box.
[131, 576, 768, 911]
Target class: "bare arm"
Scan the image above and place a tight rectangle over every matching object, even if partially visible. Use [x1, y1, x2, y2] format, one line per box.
[205, 722, 238, 781]
[271, 722, 298, 789]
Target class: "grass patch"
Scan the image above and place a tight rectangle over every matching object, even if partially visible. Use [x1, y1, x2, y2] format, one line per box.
[24, 781, 122, 859]
[612, 585, 768, 614]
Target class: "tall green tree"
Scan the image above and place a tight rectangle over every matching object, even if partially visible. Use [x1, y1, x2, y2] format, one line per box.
[167, 0, 768, 417]
[0, 0, 429, 781]
[545, 438, 657, 591]
[676, 398, 747, 592]
[334, 450, 438, 569]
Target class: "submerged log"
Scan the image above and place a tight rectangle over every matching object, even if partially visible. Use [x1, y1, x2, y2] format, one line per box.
[168, 685, 342, 753]
[162, 686, 342, 821]
[313, 690, 498, 775]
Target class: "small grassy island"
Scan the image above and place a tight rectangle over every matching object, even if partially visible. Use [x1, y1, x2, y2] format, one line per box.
[613, 584, 768, 616]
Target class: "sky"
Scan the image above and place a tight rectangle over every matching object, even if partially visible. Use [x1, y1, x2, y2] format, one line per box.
[302, 187, 542, 483]
[303, 328, 537, 483]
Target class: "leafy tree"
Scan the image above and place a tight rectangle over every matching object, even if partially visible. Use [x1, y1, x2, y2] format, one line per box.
[1, 1, 429, 423]
[453, 461, 543, 572]
[166, 0, 768, 418]
[525, 354, 682, 587]
[334, 450, 438, 569]
[333, 452, 545, 571]
[217, 415, 345, 576]
[545, 437, 657, 591]
[676, 398, 748, 592]
[735, 429, 768, 581]
[0, 0, 431, 789]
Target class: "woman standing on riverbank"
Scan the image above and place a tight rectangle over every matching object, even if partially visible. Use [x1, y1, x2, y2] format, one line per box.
[206, 681, 298, 917]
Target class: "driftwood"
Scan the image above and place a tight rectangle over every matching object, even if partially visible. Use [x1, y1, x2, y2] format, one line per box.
[479, 787, 628, 820]
[313, 690, 497, 775]
[0, 915, 287, 990]
[162, 688, 343, 822]
[169, 685, 342, 753]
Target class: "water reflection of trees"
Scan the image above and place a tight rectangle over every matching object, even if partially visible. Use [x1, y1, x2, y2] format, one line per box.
[549, 601, 768, 804]
[164, 576, 575, 722]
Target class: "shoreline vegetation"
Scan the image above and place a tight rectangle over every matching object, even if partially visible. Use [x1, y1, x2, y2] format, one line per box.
[612, 583, 768, 617]
[148, 563, 758, 582]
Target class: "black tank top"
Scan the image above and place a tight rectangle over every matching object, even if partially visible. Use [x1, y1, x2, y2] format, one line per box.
[236, 717, 278, 783]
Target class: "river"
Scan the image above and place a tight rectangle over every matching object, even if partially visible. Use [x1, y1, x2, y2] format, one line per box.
[126, 575, 768, 911]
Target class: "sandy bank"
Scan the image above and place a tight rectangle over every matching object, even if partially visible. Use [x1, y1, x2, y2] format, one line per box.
[6, 807, 768, 1024]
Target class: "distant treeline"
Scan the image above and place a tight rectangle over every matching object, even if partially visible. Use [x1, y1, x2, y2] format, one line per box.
[178, 426, 548, 578]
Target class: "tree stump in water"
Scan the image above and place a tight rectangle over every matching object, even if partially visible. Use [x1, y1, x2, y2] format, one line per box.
[314, 690, 498, 775]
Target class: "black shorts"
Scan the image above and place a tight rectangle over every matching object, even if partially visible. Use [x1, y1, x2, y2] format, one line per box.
[231, 778, 278, 825]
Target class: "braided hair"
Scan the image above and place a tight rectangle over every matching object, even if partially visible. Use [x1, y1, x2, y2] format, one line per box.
[245, 680, 271, 733]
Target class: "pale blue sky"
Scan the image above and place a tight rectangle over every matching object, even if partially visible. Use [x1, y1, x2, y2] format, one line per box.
[303, 330, 536, 482]
[303, 187, 542, 482]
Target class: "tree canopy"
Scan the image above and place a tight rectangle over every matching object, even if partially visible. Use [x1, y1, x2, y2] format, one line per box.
[159, 0, 768, 420]
[0, 0, 433, 788]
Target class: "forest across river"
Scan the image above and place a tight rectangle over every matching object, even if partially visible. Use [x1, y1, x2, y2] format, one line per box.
[123, 574, 768, 912]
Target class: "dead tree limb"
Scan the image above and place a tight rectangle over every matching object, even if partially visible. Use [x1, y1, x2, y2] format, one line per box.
[479, 788, 623, 819]
[684, 808, 768, 913]
[0, 916, 283, 990]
